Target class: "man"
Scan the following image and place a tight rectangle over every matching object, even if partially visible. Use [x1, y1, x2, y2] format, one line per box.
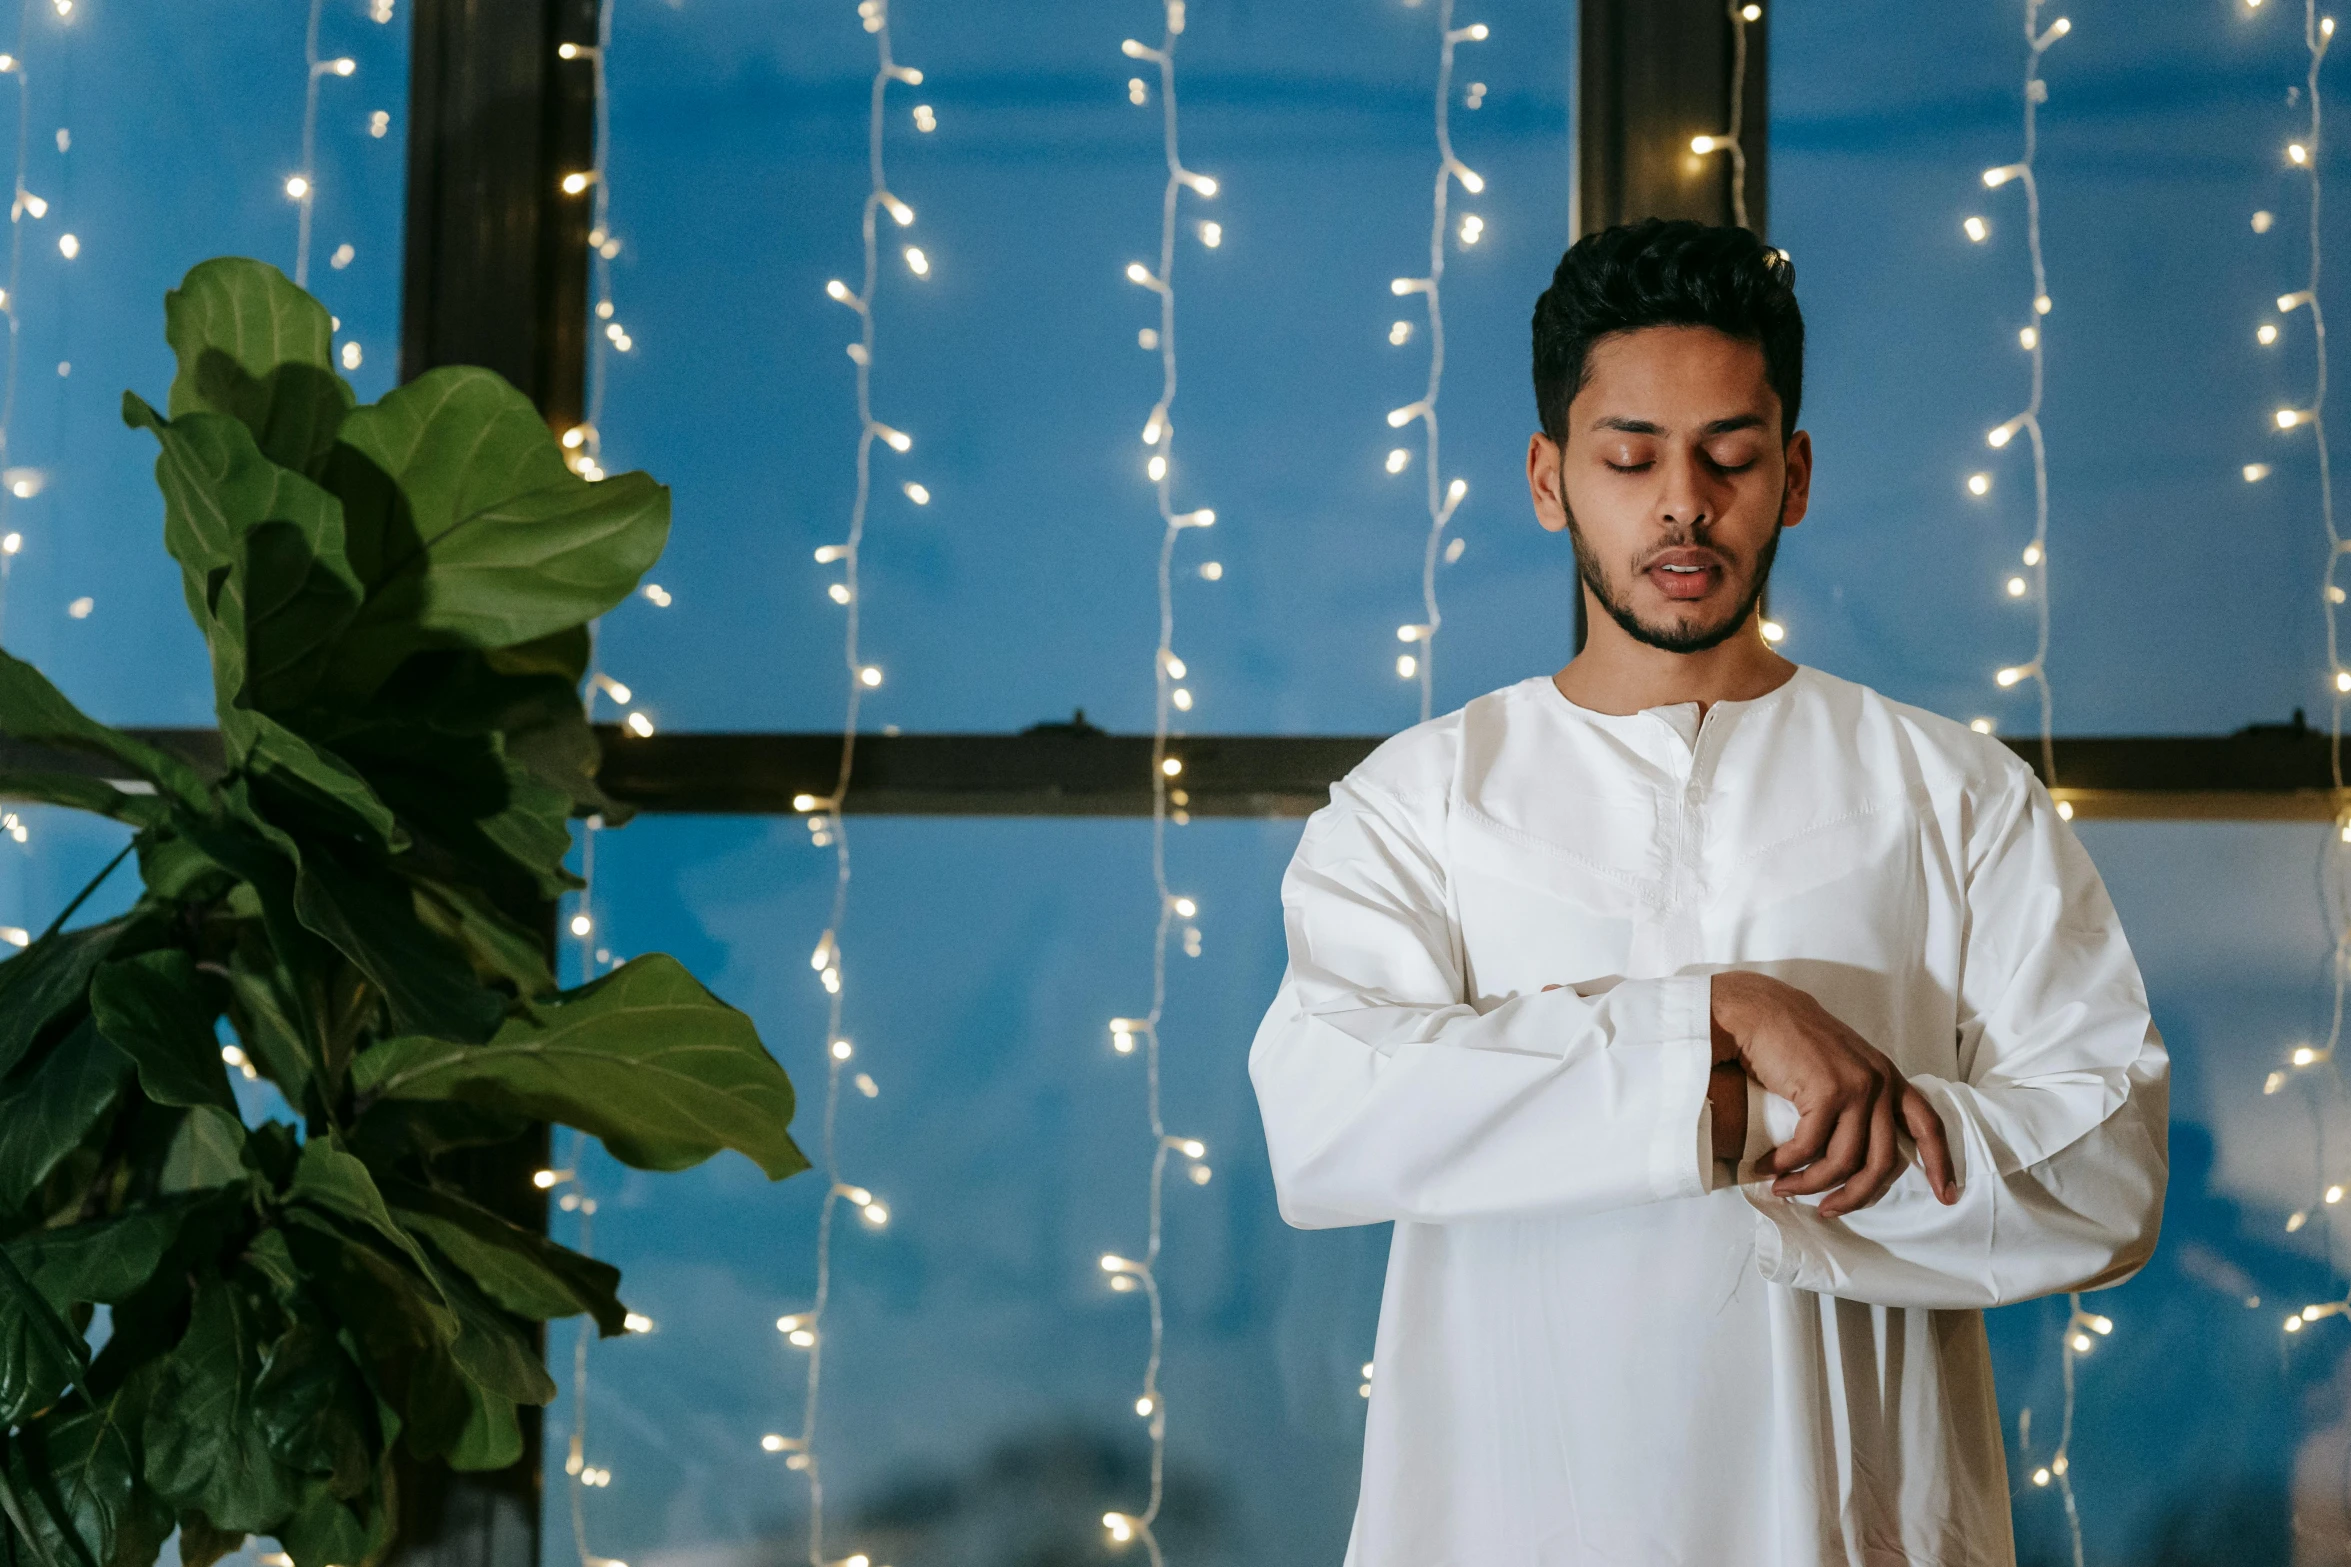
[1247, 219, 2168, 1567]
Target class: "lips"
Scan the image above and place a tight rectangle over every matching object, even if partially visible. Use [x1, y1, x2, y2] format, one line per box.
[1644, 548, 1725, 602]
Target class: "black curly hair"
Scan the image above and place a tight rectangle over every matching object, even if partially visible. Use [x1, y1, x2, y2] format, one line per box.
[1531, 219, 1803, 445]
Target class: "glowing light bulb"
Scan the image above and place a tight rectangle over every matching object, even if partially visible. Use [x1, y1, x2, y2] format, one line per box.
[904, 246, 929, 275]
[1161, 756, 1183, 777]
[2298, 1045, 2323, 1065]
[1389, 320, 1413, 345]
[2018, 326, 2037, 350]
[904, 481, 930, 505]
[1969, 718, 1994, 734]
[1963, 215, 1988, 242]
[2033, 294, 2052, 315]
[1982, 164, 2025, 188]
[560, 171, 592, 195]
[859, 665, 883, 687]
[623, 1313, 655, 1333]
[2281, 408, 2305, 430]
[2006, 576, 2027, 597]
[2022, 543, 2043, 566]
[762, 1435, 787, 1452]
[625, 711, 655, 737]
[1987, 418, 2020, 448]
[1386, 448, 1410, 474]
[1148, 454, 1167, 481]
[1996, 665, 2029, 688]
[1691, 135, 1720, 154]
[1967, 473, 1991, 496]
[826, 279, 851, 302]
[1457, 214, 1483, 245]
[831, 1039, 854, 1060]
[1741, 3, 1760, 18]
[1172, 896, 1197, 918]
[2292, 143, 2311, 165]
[1447, 477, 1468, 504]
[1199, 220, 1222, 247]
[1126, 261, 1152, 285]
[569, 913, 593, 936]
[1760, 619, 1786, 644]
[1397, 654, 1418, 679]
[1164, 652, 1187, 678]
[284, 175, 311, 200]
[2260, 323, 2281, 345]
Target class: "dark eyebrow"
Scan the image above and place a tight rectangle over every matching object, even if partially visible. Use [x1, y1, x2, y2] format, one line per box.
[1587, 414, 1766, 437]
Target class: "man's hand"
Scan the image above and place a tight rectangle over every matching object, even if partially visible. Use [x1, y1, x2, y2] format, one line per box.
[1710, 970, 1959, 1215]
[1708, 1060, 1748, 1162]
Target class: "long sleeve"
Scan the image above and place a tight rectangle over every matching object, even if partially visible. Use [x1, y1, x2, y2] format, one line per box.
[1745, 768, 2170, 1309]
[1249, 773, 1718, 1229]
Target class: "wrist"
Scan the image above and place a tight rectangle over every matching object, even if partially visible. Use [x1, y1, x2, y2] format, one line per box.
[1709, 970, 1766, 1063]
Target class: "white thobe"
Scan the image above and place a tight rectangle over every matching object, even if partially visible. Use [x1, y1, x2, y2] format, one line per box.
[1248, 665, 2168, 1567]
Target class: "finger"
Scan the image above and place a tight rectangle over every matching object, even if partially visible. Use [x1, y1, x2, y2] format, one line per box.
[1901, 1083, 1959, 1204]
[1821, 1077, 1903, 1216]
[1773, 1100, 1869, 1197]
[1761, 1104, 1835, 1176]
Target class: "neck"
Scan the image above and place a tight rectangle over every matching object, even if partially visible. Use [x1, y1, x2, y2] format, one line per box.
[1551, 588, 1798, 717]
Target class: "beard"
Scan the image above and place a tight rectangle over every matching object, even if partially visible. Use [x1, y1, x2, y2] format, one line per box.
[1564, 495, 1784, 655]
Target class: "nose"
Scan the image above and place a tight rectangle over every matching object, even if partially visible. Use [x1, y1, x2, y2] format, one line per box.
[1657, 448, 1712, 535]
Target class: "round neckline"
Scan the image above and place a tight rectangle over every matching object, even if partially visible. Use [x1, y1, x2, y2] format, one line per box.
[1537, 662, 1808, 730]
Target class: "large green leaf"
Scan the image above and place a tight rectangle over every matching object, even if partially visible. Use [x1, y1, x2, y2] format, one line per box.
[286, 839, 503, 1046]
[285, 1141, 437, 1288]
[249, 1320, 370, 1498]
[0, 653, 209, 810]
[231, 522, 363, 714]
[7, 1394, 174, 1567]
[325, 368, 668, 692]
[158, 1109, 246, 1196]
[352, 954, 806, 1179]
[160, 258, 352, 478]
[0, 922, 132, 1080]
[0, 1246, 87, 1425]
[119, 400, 354, 713]
[140, 1278, 303, 1533]
[280, 1218, 467, 1463]
[0, 775, 168, 831]
[221, 710, 399, 852]
[7, 1209, 185, 1313]
[407, 878, 556, 1001]
[274, 1479, 383, 1567]
[89, 952, 234, 1115]
[0, 1020, 135, 1214]
[386, 1181, 625, 1335]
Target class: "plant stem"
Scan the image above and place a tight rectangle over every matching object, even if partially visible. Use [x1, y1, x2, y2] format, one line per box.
[35, 838, 136, 943]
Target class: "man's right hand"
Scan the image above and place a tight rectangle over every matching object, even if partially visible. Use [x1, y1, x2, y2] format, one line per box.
[1709, 970, 1959, 1216]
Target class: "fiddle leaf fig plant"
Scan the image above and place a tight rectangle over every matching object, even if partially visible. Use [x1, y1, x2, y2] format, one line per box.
[0, 257, 806, 1567]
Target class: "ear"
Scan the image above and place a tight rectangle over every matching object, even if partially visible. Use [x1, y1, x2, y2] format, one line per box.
[1779, 429, 1813, 530]
[1527, 431, 1569, 534]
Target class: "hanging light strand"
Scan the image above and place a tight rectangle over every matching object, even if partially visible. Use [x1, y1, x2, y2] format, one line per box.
[1976, 7, 2081, 1565]
[1384, 0, 1486, 721]
[1980, 0, 2066, 797]
[2255, 1, 2351, 1368]
[0, 0, 35, 647]
[291, 0, 354, 288]
[1103, 4, 1221, 1559]
[776, 6, 920, 1567]
[556, 2, 628, 1562]
[1689, 2, 1761, 230]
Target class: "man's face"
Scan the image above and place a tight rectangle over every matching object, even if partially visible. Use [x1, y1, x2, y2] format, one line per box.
[1526, 325, 1811, 653]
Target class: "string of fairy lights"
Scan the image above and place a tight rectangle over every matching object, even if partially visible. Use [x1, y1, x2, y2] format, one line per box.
[289, 0, 355, 291]
[1958, 7, 2102, 1563]
[766, 6, 929, 1567]
[1098, 4, 1221, 1558]
[2258, 0, 2351, 1360]
[1383, 0, 1485, 723]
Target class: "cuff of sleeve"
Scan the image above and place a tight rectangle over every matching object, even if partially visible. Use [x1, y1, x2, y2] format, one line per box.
[1640, 973, 1718, 1203]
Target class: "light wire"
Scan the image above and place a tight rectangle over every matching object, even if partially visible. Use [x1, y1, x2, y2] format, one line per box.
[1103, 3, 1222, 1557]
[782, 5, 923, 1565]
[1385, 0, 1485, 723]
[1976, 6, 2081, 1564]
